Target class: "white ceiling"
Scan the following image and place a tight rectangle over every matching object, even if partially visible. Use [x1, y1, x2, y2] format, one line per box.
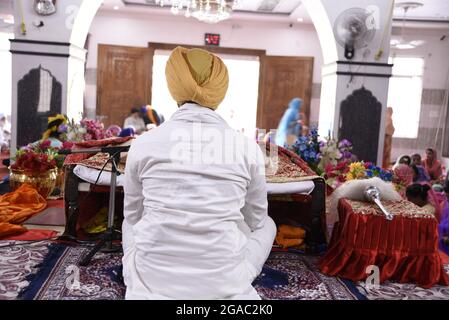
[111, 0, 449, 23]
[393, 0, 449, 21]
[0, 0, 448, 26]
[122, 0, 302, 14]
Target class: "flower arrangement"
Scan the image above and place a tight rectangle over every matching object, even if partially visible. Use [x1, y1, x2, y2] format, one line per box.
[291, 129, 395, 190]
[365, 163, 394, 181]
[346, 162, 369, 180]
[317, 138, 354, 173]
[346, 161, 394, 182]
[10, 140, 73, 174]
[291, 129, 356, 176]
[66, 118, 114, 142]
[323, 160, 352, 189]
[291, 127, 321, 172]
[324, 161, 393, 189]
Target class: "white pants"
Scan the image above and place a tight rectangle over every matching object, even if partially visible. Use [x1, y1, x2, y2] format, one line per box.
[122, 216, 277, 299]
[239, 216, 277, 282]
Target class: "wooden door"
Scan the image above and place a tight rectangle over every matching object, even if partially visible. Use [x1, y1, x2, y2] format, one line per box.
[97, 45, 153, 127]
[257, 56, 314, 132]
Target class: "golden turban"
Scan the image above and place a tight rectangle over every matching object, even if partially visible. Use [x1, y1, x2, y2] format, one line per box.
[165, 46, 229, 110]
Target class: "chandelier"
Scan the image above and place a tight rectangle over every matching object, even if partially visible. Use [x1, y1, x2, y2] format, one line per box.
[154, 0, 240, 24]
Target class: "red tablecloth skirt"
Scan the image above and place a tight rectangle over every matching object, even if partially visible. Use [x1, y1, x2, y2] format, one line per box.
[320, 198, 449, 288]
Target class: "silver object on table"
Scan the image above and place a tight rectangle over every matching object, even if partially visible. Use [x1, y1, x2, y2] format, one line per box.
[364, 186, 394, 220]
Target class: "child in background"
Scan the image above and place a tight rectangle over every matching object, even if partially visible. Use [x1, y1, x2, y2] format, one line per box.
[411, 153, 430, 183]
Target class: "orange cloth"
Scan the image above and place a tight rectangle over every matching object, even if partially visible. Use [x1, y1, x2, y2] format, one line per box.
[275, 224, 306, 248]
[0, 184, 47, 238]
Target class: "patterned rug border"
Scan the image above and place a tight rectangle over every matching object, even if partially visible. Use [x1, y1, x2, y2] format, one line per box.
[297, 252, 367, 300]
[17, 243, 68, 300]
[12, 243, 373, 300]
[339, 278, 368, 300]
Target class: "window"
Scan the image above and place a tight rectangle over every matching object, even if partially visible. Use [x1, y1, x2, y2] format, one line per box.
[151, 50, 260, 137]
[387, 56, 424, 138]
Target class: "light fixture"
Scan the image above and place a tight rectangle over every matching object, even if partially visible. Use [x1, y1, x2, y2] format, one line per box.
[297, 17, 304, 22]
[33, 0, 57, 16]
[0, 14, 15, 29]
[155, 0, 241, 24]
[113, 5, 120, 10]
[3, 15, 14, 24]
[391, 2, 425, 50]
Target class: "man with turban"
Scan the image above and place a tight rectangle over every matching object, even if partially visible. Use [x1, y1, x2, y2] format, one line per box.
[122, 47, 276, 299]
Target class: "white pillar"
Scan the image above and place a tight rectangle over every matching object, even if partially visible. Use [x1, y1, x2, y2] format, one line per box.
[10, 0, 102, 151]
[303, 0, 394, 164]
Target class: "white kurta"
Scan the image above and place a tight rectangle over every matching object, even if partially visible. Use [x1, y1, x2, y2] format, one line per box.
[122, 103, 276, 300]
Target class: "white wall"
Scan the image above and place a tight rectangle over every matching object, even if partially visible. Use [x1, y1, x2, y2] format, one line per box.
[390, 28, 449, 90]
[85, 11, 324, 123]
[85, 12, 449, 169]
[390, 27, 449, 168]
[0, 32, 12, 117]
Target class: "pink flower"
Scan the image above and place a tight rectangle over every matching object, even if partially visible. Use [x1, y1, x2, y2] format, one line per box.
[39, 140, 51, 150]
[62, 141, 74, 149]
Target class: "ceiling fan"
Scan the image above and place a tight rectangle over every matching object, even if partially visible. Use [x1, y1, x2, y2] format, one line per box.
[333, 7, 377, 60]
[391, 1, 425, 50]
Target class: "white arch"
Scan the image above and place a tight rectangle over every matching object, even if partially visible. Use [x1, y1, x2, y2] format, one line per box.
[302, 0, 339, 64]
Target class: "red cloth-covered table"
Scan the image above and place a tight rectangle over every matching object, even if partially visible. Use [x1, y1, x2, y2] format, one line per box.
[320, 198, 449, 288]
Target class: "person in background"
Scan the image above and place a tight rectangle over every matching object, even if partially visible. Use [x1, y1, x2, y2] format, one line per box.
[0, 113, 10, 151]
[140, 105, 163, 128]
[107, 125, 122, 137]
[119, 127, 135, 138]
[411, 153, 430, 183]
[444, 168, 449, 190]
[393, 163, 414, 198]
[382, 107, 395, 169]
[41, 114, 69, 148]
[275, 98, 303, 148]
[406, 183, 436, 216]
[439, 186, 449, 255]
[392, 154, 411, 170]
[423, 148, 443, 184]
[124, 108, 146, 135]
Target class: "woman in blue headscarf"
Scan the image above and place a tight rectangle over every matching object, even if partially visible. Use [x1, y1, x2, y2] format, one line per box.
[275, 98, 302, 148]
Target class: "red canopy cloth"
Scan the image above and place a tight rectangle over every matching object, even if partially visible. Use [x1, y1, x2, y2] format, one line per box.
[320, 198, 449, 288]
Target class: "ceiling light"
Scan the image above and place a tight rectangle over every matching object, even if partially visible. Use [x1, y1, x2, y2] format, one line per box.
[391, 2, 425, 50]
[395, 2, 424, 11]
[155, 0, 240, 24]
[113, 5, 120, 10]
[297, 17, 304, 22]
[395, 43, 416, 49]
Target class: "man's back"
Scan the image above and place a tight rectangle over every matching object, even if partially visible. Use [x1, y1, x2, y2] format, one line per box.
[122, 103, 268, 299]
